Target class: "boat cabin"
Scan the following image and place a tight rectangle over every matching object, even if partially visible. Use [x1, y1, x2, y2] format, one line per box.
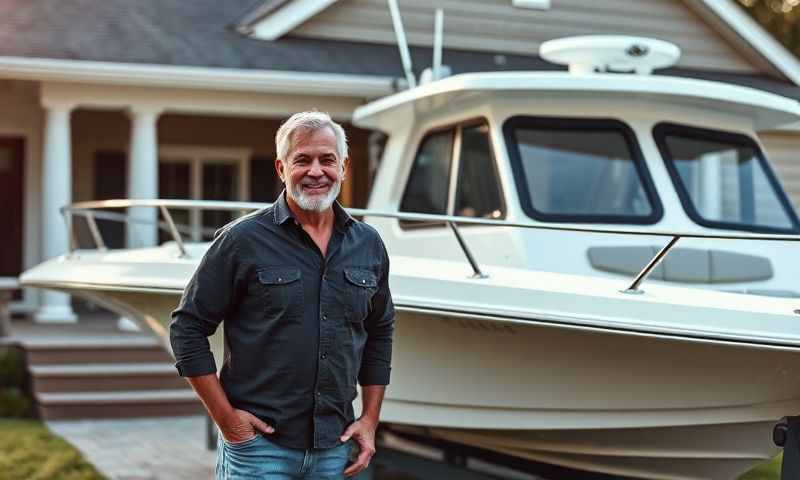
[356, 37, 800, 298]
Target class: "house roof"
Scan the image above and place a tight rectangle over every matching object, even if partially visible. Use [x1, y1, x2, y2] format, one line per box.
[1, 0, 799, 102]
[1, 0, 534, 77]
[243, 0, 800, 88]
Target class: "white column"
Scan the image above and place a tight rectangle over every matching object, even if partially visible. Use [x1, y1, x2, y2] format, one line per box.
[118, 106, 161, 332]
[126, 106, 161, 248]
[35, 103, 77, 323]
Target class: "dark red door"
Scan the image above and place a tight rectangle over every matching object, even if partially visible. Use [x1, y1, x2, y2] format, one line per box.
[0, 138, 24, 277]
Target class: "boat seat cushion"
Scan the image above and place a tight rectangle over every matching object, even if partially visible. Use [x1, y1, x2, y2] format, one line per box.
[587, 246, 772, 284]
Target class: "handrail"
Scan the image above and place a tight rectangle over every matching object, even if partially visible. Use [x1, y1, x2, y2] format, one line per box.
[447, 221, 487, 279]
[62, 198, 800, 241]
[159, 205, 187, 258]
[60, 198, 800, 293]
[622, 236, 680, 294]
[69, 208, 218, 238]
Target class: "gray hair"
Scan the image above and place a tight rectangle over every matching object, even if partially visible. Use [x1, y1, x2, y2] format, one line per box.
[275, 111, 348, 161]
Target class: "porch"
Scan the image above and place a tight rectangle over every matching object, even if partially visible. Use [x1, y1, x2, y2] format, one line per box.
[0, 78, 379, 324]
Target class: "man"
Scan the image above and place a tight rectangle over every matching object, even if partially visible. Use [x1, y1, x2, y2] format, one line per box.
[169, 111, 395, 479]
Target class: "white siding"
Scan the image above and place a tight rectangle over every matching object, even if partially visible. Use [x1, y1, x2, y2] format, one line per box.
[759, 131, 800, 213]
[293, 0, 759, 72]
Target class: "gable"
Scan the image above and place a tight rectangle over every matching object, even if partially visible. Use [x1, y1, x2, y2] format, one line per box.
[287, 0, 765, 74]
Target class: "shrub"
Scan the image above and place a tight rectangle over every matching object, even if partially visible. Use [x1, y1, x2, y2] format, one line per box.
[0, 346, 24, 387]
[0, 346, 32, 418]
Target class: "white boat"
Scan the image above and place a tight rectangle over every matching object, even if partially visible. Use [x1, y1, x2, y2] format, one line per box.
[20, 37, 800, 479]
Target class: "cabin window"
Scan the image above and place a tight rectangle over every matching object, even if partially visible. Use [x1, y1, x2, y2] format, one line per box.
[504, 116, 662, 224]
[654, 123, 800, 233]
[454, 124, 504, 219]
[400, 121, 505, 227]
[400, 129, 454, 215]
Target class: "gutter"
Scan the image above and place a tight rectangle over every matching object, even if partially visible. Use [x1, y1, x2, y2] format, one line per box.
[0, 56, 396, 99]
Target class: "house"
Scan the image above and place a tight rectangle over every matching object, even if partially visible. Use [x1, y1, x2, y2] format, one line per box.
[3, 0, 800, 323]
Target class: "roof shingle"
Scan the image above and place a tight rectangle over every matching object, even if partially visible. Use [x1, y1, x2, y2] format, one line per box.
[1, 0, 798, 100]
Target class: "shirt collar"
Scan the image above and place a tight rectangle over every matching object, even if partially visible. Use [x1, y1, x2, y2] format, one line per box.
[273, 189, 354, 232]
[273, 190, 294, 226]
[332, 199, 354, 232]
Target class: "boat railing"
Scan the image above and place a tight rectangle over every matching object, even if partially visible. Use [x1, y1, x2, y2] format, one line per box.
[61, 198, 800, 295]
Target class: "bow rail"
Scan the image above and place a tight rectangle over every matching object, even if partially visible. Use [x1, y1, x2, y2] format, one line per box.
[61, 198, 800, 294]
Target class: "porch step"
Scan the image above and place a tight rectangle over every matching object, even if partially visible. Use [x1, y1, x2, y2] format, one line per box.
[23, 336, 172, 365]
[36, 389, 204, 420]
[18, 331, 203, 420]
[30, 363, 188, 393]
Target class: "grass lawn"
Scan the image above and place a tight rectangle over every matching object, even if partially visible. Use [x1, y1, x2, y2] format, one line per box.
[0, 419, 105, 480]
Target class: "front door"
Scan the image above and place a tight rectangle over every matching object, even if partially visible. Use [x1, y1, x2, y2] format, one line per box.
[0, 138, 24, 278]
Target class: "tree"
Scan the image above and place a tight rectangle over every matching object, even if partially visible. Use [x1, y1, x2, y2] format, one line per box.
[737, 0, 800, 57]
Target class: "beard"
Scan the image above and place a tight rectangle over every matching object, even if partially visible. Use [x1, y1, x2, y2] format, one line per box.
[286, 171, 343, 213]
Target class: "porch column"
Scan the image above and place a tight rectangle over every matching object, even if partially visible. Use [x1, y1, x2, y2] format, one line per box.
[126, 106, 162, 248]
[35, 102, 77, 323]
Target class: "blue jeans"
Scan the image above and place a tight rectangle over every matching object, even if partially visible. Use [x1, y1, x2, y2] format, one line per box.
[216, 433, 353, 479]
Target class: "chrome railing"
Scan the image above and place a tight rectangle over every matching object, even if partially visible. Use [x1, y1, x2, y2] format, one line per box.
[62, 199, 800, 294]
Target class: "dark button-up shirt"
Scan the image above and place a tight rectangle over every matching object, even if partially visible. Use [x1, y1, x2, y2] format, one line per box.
[169, 192, 394, 449]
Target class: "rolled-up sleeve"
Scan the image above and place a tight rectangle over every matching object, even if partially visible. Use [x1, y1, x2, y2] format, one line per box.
[358, 240, 395, 386]
[169, 228, 246, 377]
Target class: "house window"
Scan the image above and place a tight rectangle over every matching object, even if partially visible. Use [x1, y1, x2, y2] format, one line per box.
[249, 154, 282, 203]
[93, 151, 127, 249]
[159, 146, 251, 241]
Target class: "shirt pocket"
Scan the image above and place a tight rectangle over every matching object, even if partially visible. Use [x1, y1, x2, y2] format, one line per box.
[256, 267, 303, 320]
[343, 267, 378, 324]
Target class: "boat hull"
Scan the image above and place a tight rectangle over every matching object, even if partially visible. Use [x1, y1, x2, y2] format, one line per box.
[382, 307, 800, 479]
[43, 286, 800, 480]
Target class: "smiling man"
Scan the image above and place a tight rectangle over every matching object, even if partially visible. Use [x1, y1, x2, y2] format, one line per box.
[169, 111, 395, 479]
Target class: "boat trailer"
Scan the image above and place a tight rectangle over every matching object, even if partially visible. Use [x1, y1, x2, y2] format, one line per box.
[775, 416, 800, 478]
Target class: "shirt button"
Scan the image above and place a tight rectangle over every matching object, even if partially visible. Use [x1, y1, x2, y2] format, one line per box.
[316, 391, 321, 397]
[321, 353, 327, 359]
[277, 277, 282, 283]
[322, 314, 327, 321]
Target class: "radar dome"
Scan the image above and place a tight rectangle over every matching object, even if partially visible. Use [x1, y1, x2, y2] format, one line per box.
[540, 35, 681, 75]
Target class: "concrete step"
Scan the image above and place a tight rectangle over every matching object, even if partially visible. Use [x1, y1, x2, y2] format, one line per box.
[23, 336, 173, 365]
[30, 363, 187, 393]
[37, 389, 204, 420]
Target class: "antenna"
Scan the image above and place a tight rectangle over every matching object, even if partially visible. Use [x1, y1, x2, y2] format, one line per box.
[432, 8, 443, 80]
[387, 0, 416, 89]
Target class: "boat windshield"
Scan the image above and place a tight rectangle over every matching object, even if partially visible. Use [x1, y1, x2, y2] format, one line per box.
[654, 123, 800, 233]
[504, 116, 662, 224]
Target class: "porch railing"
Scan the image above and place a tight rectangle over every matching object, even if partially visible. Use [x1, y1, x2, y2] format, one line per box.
[61, 199, 800, 295]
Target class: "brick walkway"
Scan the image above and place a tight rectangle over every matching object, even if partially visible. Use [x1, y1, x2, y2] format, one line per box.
[47, 415, 216, 480]
[47, 415, 545, 480]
